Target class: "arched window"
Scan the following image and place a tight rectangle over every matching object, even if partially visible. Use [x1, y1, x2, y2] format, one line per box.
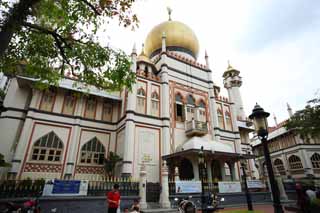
[40, 88, 56, 111]
[186, 95, 195, 121]
[225, 110, 232, 131]
[217, 108, 224, 129]
[311, 153, 320, 169]
[175, 93, 185, 122]
[136, 87, 146, 114]
[31, 131, 63, 162]
[151, 91, 159, 116]
[288, 155, 303, 170]
[198, 100, 206, 122]
[62, 92, 77, 115]
[274, 159, 286, 175]
[84, 96, 97, 119]
[80, 137, 105, 165]
[102, 101, 113, 121]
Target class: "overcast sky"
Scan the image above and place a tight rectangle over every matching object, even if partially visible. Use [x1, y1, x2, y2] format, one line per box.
[102, 0, 319, 126]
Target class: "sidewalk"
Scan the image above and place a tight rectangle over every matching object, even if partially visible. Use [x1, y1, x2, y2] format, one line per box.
[219, 204, 291, 213]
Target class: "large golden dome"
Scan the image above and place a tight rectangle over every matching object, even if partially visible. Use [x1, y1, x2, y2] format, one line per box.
[144, 20, 200, 59]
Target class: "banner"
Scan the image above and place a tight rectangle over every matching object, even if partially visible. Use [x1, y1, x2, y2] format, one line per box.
[43, 180, 88, 196]
[247, 180, 266, 189]
[176, 181, 202, 193]
[218, 181, 241, 193]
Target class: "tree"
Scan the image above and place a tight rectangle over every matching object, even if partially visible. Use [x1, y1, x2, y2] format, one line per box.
[0, 0, 138, 91]
[104, 151, 122, 177]
[0, 153, 11, 167]
[286, 98, 320, 142]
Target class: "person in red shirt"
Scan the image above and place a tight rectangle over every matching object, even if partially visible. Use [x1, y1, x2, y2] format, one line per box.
[107, 184, 121, 213]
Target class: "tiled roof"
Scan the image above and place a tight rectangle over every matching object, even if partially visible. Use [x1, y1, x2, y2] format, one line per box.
[166, 51, 208, 70]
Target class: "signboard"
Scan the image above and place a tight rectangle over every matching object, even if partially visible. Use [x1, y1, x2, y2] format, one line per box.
[247, 180, 266, 189]
[218, 181, 242, 193]
[43, 180, 88, 196]
[176, 181, 202, 193]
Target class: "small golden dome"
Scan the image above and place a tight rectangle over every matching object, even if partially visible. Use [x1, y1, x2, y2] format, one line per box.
[137, 44, 153, 64]
[144, 20, 200, 59]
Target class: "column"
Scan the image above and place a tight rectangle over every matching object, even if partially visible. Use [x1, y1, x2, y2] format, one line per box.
[207, 160, 212, 181]
[121, 47, 137, 176]
[208, 80, 220, 141]
[300, 150, 313, 176]
[139, 164, 147, 209]
[160, 161, 171, 208]
[220, 161, 226, 180]
[275, 172, 288, 201]
[191, 159, 200, 180]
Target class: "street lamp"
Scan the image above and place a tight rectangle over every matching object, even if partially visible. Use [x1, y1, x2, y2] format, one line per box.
[241, 162, 253, 211]
[249, 103, 284, 213]
[198, 146, 205, 212]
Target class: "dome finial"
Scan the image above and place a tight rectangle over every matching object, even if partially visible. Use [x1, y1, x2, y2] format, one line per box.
[167, 7, 172, 21]
[140, 43, 146, 56]
[227, 60, 233, 70]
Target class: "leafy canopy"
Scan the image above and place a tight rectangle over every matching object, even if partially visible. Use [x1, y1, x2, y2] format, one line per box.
[0, 0, 138, 91]
[285, 98, 320, 141]
[0, 153, 11, 167]
[104, 151, 122, 177]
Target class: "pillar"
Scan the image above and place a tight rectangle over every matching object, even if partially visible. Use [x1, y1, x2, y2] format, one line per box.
[207, 160, 213, 181]
[275, 172, 288, 201]
[139, 164, 147, 209]
[121, 45, 137, 176]
[191, 159, 200, 181]
[160, 32, 171, 157]
[159, 161, 171, 208]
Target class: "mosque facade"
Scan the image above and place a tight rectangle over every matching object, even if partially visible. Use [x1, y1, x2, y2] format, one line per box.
[0, 15, 256, 185]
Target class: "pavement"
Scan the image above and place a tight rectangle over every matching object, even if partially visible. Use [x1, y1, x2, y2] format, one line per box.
[218, 204, 293, 213]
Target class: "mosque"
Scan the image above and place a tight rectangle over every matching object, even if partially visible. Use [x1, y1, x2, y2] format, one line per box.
[0, 12, 256, 187]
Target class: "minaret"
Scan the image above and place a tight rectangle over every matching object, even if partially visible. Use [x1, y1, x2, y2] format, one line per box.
[205, 51, 220, 142]
[205, 50, 210, 69]
[273, 113, 278, 126]
[223, 61, 245, 119]
[287, 103, 293, 117]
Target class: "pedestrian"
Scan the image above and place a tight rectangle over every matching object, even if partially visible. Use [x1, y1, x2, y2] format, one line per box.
[130, 199, 140, 212]
[107, 184, 121, 213]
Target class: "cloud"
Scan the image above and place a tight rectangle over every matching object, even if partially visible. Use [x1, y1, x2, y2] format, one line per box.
[238, 0, 320, 51]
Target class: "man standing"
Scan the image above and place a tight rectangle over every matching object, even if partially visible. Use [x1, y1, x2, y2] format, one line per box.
[107, 184, 121, 213]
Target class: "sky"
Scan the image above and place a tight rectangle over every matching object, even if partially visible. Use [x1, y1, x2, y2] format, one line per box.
[102, 0, 320, 126]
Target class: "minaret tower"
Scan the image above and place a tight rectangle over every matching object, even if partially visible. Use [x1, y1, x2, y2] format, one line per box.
[223, 61, 245, 119]
[287, 103, 293, 117]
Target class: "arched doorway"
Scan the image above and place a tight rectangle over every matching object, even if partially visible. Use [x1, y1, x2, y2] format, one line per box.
[212, 160, 222, 182]
[179, 158, 194, 180]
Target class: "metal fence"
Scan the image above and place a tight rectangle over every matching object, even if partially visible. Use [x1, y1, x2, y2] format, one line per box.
[0, 178, 139, 199]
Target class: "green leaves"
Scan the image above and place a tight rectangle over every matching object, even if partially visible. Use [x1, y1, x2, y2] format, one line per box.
[104, 151, 122, 177]
[0, 153, 11, 168]
[285, 98, 320, 141]
[0, 0, 138, 91]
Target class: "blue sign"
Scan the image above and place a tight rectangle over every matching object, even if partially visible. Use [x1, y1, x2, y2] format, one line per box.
[52, 180, 81, 194]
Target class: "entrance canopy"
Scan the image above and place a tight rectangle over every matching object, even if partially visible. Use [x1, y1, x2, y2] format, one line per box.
[163, 136, 254, 160]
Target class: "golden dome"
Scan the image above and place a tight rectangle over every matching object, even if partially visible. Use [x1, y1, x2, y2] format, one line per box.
[144, 20, 200, 59]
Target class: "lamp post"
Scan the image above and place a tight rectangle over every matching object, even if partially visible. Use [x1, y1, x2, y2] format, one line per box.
[249, 103, 284, 213]
[241, 162, 253, 211]
[198, 146, 205, 212]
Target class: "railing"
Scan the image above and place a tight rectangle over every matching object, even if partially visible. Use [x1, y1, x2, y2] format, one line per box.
[0, 178, 139, 198]
[185, 120, 208, 136]
[0, 179, 45, 198]
[88, 179, 139, 196]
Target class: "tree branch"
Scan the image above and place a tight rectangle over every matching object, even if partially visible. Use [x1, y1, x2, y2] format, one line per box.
[77, 0, 101, 15]
[22, 22, 79, 76]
